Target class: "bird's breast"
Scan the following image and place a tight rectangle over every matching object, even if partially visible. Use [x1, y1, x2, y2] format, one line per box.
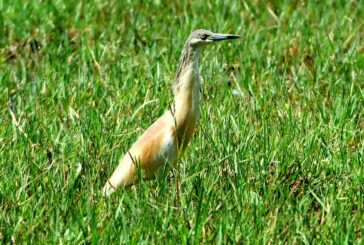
[157, 128, 178, 162]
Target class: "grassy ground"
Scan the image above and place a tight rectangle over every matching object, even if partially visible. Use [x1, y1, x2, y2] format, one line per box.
[1, 0, 363, 243]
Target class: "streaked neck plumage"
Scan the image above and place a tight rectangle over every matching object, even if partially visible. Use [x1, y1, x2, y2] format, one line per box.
[173, 44, 200, 95]
[171, 45, 201, 150]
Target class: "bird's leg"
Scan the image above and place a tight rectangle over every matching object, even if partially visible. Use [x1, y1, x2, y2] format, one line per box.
[176, 172, 181, 200]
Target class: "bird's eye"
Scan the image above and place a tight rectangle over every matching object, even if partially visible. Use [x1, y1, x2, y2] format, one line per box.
[201, 34, 208, 40]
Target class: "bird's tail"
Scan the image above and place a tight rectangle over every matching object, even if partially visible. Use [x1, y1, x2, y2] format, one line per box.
[102, 180, 116, 197]
[102, 155, 136, 197]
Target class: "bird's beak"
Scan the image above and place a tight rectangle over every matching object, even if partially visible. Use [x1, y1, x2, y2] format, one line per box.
[207, 33, 241, 42]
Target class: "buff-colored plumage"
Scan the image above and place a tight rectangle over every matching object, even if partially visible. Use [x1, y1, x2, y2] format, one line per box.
[103, 29, 241, 196]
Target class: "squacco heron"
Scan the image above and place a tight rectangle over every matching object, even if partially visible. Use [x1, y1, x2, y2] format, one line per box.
[103, 29, 241, 196]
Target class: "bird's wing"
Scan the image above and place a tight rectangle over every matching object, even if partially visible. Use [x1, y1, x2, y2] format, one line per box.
[103, 111, 176, 195]
[130, 111, 176, 170]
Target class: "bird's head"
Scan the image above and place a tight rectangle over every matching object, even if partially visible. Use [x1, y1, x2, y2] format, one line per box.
[187, 29, 241, 48]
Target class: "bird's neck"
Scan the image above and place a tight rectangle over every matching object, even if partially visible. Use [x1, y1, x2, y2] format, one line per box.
[171, 47, 200, 148]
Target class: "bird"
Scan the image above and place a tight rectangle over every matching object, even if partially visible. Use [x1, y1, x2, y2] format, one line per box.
[103, 29, 241, 196]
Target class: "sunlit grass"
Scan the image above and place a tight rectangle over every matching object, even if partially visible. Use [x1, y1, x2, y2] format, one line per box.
[0, 0, 363, 243]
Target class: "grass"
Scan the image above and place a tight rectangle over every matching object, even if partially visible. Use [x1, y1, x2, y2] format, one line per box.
[0, 0, 363, 243]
